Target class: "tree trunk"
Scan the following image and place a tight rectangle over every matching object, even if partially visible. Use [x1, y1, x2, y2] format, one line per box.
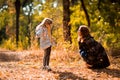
[15, 0, 20, 47]
[27, 3, 32, 48]
[80, 0, 90, 27]
[63, 0, 72, 43]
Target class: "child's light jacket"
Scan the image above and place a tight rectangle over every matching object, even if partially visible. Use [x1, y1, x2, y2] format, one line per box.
[36, 25, 52, 49]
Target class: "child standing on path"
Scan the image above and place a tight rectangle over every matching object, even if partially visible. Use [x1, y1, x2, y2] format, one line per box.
[35, 18, 53, 71]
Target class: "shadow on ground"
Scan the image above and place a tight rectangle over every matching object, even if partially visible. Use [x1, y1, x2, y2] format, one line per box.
[52, 70, 87, 80]
[0, 51, 21, 61]
[93, 68, 120, 78]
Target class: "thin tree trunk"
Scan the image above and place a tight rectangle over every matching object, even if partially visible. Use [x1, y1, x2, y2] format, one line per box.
[80, 0, 90, 27]
[63, 0, 72, 43]
[15, 0, 20, 47]
[27, 7, 32, 48]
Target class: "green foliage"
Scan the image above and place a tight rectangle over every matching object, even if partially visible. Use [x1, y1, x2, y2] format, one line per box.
[0, 11, 9, 29]
[0, 38, 16, 50]
[70, 5, 87, 49]
[99, 0, 120, 27]
[84, 0, 120, 51]
[105, 33, 120, 49]
[0, 0, 119, 52]
[0, 10, 10, 43]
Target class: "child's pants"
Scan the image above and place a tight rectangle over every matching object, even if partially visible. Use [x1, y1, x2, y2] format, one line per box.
[43, 46, 51, 66]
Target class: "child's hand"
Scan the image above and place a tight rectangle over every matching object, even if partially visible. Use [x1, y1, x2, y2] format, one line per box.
[81, 39, 84, 43]
[35, 35, 39, 39]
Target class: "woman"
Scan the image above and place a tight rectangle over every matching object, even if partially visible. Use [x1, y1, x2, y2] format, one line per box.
[78, 25, 110, 69]
[35, 18, 53, 71]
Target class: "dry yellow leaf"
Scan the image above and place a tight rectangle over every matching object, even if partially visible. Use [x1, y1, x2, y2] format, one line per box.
[18, 61, 24, 64]
[31, 65, 39, 69]
[0, 71, 3, 76]
[5, 72, 10, 77]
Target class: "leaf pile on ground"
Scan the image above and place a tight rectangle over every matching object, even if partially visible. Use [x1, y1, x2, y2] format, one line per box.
[0, 49, 120, 80]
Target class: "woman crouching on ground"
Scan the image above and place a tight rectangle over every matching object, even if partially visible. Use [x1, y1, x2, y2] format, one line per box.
[78, 25, 110, 69]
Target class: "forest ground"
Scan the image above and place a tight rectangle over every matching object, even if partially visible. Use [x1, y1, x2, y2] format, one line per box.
[0, 48, 120, 80]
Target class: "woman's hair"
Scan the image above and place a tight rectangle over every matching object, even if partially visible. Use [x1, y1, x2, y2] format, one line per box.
[78, 25, 90, 38]
[36, 18, 53, 31]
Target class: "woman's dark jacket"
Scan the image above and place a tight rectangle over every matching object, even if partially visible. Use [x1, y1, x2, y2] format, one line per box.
[78, 36, 110, 68]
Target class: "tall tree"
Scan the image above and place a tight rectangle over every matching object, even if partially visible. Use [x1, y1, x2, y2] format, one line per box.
[80, 0, 90, 27]
[27, 1, 32, 47]
[15, 0, 20, 47]
[63, 0, 71, 43]
[22, 0, 33, 48]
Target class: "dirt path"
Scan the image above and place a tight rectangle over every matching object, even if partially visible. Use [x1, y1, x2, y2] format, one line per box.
[0, 50, 120, 80]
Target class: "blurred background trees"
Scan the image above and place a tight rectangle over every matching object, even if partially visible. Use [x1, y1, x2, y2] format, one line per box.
[0, 0, 119, 55]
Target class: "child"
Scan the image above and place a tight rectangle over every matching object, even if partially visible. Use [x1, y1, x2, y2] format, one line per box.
[78, 25, 110, 69]
[35, 18, 53, 71]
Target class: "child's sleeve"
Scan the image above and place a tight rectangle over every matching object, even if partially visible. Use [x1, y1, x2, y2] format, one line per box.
[35, 27, 43, 38]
